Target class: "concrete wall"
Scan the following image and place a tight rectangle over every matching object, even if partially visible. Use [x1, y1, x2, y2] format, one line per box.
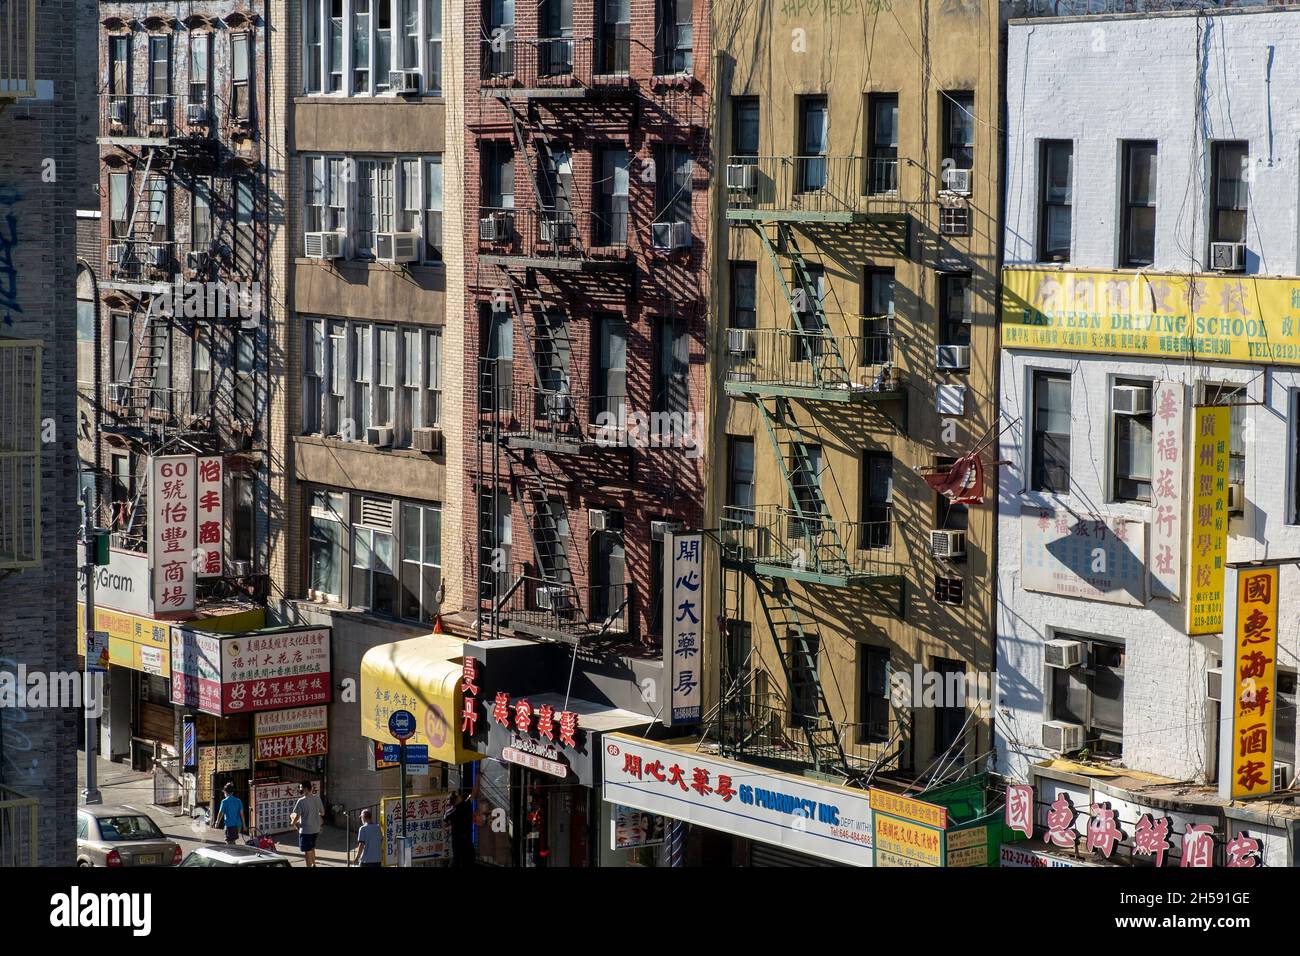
[0, 0, 81, 866]
[997, 9, 1300, 783]
[1005, 8, 1300, 275]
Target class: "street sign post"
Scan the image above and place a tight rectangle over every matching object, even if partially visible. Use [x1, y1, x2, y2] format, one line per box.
[382, 744, 428, 764]
[389, 709, 416, 863]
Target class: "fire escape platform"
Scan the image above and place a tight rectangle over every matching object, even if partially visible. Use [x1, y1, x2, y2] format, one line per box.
[724, 379, 904, 403]
[477, 253, 631, 272]
[501, 434, 610, 456]
[721, 555, 901, 589]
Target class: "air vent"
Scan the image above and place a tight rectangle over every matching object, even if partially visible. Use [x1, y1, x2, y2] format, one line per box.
[358, 496, 394, 532]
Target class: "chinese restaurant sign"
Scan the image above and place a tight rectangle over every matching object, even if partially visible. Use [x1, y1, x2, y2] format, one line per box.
[1187, 407, 1230, 635]
[1220, 565, 1279, 800]
[1149, 382, 1185, 600]
[1020, 507, 1146, 606]
[1003, 783, 1263, 867]
[664, 532, 703, 726]
[195, 456, 224, 578]
[603, 734, 874, 866]
[380, 793, 450, 866]
[148, 455, 196, 613]
[1001, 268, 1300, 365]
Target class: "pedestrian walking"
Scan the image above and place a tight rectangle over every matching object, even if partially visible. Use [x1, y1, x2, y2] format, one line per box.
[289, 781, 326, 867]
[353, 808, 382, 868]
[215, 782, 244, 845]
[442, 785, 477, 868]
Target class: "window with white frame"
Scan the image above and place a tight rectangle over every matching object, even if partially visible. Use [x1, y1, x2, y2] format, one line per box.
[189, 32, 210, 107]
[400, 500, 441, 623]
[303, 317, 443, 447]
[1112, 377, 1153, 503]
[302, 153, 441, 260]
[230, 32, 252, 123]
[304, 0, 441, 95]
[309, 490, 346, 599]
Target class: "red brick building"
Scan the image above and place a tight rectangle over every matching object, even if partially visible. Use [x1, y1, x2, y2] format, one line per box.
[463, 0, 711, 657]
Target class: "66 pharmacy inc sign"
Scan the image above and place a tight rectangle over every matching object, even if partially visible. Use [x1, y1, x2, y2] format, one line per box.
[602, 735, 873, 866]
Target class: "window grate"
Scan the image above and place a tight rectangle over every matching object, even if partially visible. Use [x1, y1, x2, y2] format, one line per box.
[358, 495, 394, 531]
[939, 203, 969, 236]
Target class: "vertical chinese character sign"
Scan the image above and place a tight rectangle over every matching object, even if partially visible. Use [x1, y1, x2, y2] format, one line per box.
[1186, 407, 1229, 635]
[149, 455, 196, 613]
[664, 532, 703, 726]
[1219, 565, 1278, 800]
[1149, 382, 1184, 600]
[196, 455, 224, 578]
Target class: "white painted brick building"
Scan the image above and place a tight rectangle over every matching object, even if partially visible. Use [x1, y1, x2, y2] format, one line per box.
[997, 7, 1300, 786]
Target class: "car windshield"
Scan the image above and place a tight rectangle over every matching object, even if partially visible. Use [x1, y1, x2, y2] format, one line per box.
[96, 815, 164, 841]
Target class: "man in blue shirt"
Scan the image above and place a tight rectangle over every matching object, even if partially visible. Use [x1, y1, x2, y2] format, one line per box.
[353, 808, 382, 867]
[216, 782, 245, 845]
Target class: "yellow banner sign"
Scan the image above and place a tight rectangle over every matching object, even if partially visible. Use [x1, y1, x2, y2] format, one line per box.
[868, 788, 948, 829]
[1001, 268, 1300, 365]
[1229, 567, 1278, 799]
[874, 814, 945, 867]
[76, 603, 265, 676]
[1186, 408, 1230, 635]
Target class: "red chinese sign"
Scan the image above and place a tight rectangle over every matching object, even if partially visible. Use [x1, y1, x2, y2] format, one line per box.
[149, 455, 196, 612]
[254, 730, 328, 761]
[195, 455, 224, 579]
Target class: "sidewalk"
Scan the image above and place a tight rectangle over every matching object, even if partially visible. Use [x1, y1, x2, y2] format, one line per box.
[75, 751, 358, 867]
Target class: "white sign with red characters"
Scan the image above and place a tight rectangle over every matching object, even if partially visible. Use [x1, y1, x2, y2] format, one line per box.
[148, 455, 196, 613]
[220, 628, 332, 714]
[195, 455, 224, 578]
[254, 730, 329, 762]
[602, 733, 874, 867]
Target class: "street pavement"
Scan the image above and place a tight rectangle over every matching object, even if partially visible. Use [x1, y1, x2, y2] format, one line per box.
[75, 752, 357, 867]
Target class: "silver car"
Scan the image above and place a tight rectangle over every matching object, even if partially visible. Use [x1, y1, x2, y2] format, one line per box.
[77, 806, 181, 867]
[179, 845, 292, 867]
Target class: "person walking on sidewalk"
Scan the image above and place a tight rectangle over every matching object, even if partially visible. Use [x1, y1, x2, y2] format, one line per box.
[215, 782, 244, 845]
[290, 781, 326, 867]
[442, 786, 477, 868]
[353, 809, 382, 868]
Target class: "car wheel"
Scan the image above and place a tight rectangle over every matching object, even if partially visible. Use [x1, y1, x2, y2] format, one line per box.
[77, 860, 91, 867]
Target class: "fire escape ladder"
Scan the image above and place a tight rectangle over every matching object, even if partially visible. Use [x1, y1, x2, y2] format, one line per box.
[514, 468, 576, 594]
[754, 222, 850, 390]
[122, 300, 168, 418]
[752, 395, 847, 575]
[753, 574, 850, 780]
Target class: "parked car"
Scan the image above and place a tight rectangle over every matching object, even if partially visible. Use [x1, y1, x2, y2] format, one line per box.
[77, 806, 181, 867]
[178, 845, 292, 868]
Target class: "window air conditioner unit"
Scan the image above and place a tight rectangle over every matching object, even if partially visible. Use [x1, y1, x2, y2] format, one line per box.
[930, 529, 966, 560]
[366, 425, 394, 448]
[1044, 639, 1085, 670]
[1206, 666, 1222, 702]
[413, 426, 444, 454]
[108, 383, 131, 406]
[1274, 762, 1295, 791]
[941, 167, 972, 195]
[185, 249, 210, 273]
[376, 231, 420, 264]
[726, 163, 756, 191]
[148, 97, 169, 125]
[390, 70, 422, 95]
[1111, 384, 1151, 415]
[304, 231, 343, 259]
[480, 214, 509, 242]
[229, 560, 253, 578]
[588, 509, 611, 531]
[1210, 241, 1245, 272]
[650, 520, 684, 541]
[539, 215, 576, 244]
[651, 221, 691, 250]
[186, 102, 208, 125]
[1227, 481, 1244, 515]
[109, 98, 129, 125]
[107, 243, 126, 265]
[148, 244, 169, 268]
[727, 328, 754, 356]
[536, 586, 573, 612]
[1041, 720, 1085, 754]
[935, 344, 970, 370]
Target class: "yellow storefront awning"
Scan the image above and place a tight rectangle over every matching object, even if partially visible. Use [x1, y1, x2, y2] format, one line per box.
[360, 634, 483, 765]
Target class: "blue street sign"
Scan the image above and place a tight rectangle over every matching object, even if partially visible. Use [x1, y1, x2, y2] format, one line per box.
[388, 709, 417, 741]
[383, 744, 429, 764]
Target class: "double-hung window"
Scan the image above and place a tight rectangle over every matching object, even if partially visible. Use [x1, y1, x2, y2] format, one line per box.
[1121, 141, 1157, 267]
[304, 320, 325, 435]
[1211, 141, 1249, 248]
[424, 156, 443, 261]
[375, 325, 397, 429]
[425, 0, 442, 94]
[351, 495, 396, 614]
[861, 451, 892, 548]
[858, 645, 890, 744]
[352, 0, 372, 92]
[231, 32, 252, 124]
[1039, 140, 1073, 262]
[352, 324, 372, 433]
[400, 501, 441, 623]
[867, 93, 898, 194]
[943, 91, 975, 172]
[309, 490, 346, 599]
[939, 273, 972, 349]
[1031, 370, 1071, 493]
[655, 0, 692, 74]
[424, 328, 443, 427]
[726, 436, 755, 521]
[189, 33, 210, 110]
[862, 267, 893, 367]
[596, 147, 629, 246]
[1112, 378, 1153, 503]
